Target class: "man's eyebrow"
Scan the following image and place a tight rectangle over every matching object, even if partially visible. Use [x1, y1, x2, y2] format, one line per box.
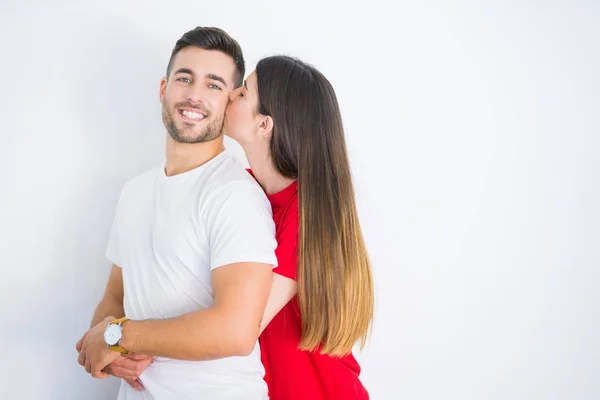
[174, 68, 194, 76]
[244, 80, 248, 91]
[207, 73, 227, 88]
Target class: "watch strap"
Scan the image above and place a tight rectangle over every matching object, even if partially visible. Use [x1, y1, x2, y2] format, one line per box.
[109, 345, 130, 354]
[111, 317, 130, 326]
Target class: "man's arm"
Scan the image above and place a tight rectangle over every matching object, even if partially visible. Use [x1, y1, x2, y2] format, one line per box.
[90, 264, 125, 327]
[76, 264, 124, 351]
[77, 265, 152, 385]
[119, 261, 273, 360]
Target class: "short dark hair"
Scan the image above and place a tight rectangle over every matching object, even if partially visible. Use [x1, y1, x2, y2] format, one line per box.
[166, 27, 245, 88]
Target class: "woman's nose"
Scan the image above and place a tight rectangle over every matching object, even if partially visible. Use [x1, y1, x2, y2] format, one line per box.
[229, 88, 238, 102]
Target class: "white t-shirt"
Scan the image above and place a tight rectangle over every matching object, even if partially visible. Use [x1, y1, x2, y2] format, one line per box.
[105, 150, 278, 400]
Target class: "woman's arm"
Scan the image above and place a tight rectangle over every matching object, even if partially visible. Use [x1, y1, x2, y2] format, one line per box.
[259, 273, 298, 335]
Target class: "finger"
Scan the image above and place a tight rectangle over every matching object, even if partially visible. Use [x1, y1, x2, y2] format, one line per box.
[122, 360, 150, 379]
[110, 357, 143, 371]
[91, 368, 110, 379]
[85, 358, 92, 374]
[115, 356, 153, 373]
[93, 351, 118, 379]
[75, 331, 89, 352]
[106, 355, 152, 379]
[137, 358, 153, 372]
[133, 379, 145, 392]
[78, 349, 86, 367]
[125, 378, 144, 392]
[127, 357, 152, 377]
[107, 365, 138, 380]
[91, 359, 110, 379]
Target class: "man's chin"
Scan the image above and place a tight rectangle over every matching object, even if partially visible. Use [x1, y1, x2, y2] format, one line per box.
[170, 130, 222, 144]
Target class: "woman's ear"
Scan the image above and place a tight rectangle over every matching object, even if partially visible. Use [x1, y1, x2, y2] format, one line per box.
[258, 115, 274, 140]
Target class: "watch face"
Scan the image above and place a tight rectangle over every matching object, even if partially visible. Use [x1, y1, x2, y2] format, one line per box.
[104, 324, 122, 346]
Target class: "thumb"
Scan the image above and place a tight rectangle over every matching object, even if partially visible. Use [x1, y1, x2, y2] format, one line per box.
[93, 369, 110, 379]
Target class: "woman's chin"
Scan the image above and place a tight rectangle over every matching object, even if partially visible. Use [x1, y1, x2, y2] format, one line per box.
[222, 126, 234, 139]
[222, 127, 239, 142]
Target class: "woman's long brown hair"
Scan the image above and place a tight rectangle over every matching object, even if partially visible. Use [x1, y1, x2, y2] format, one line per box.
[256, 56, 374, 356]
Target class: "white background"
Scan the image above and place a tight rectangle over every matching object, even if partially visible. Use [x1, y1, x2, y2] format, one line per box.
[0, 1, 598, 399]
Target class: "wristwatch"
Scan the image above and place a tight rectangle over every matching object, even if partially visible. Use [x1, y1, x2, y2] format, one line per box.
[103, 317, 130, 354]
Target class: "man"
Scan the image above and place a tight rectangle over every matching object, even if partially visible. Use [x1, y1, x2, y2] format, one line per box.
[76, 27, 278, 400]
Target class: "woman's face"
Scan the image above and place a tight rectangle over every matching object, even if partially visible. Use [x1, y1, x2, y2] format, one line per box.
[224, 71, 263, 145]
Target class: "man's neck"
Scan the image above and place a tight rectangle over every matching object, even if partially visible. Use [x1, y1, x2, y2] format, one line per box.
[244, 145, 295, 196]
[164, 135, 225, 177]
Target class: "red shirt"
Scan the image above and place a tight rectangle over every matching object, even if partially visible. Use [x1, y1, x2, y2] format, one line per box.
[260, 179, 369, 400]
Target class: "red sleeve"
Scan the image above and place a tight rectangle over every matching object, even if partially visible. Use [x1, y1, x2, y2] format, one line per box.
[273, 198, 299, 281]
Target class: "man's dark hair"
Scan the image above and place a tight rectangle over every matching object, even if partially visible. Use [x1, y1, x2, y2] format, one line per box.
[166, 27, 245, 88]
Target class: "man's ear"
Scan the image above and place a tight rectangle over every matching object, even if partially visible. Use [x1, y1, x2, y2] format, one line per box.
[159, 77, 167, 102]
[258, 115, 274, 140]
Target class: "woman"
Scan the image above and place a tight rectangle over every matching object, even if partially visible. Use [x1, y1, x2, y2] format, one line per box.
[224, 55, 374, 400]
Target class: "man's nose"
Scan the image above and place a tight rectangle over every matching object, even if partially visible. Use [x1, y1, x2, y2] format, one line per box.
[185, 83, 207, 104]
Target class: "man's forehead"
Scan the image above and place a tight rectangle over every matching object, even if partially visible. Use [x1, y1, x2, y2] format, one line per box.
[171, 48, 236, 83]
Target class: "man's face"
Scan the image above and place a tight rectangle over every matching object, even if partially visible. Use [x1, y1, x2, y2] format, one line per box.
[160, 47, 236, 144]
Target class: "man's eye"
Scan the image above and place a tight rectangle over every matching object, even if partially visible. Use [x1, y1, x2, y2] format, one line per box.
[177, 77, 191, 83]
[209, 84, 222, 90]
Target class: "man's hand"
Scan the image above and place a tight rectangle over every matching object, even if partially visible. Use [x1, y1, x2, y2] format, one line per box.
[77, 317, 121, 378]
[75, 330, 89, 353]
[104, 353, 153, 391]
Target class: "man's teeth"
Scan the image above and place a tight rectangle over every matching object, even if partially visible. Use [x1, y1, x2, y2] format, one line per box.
[182, 110, 205, 120]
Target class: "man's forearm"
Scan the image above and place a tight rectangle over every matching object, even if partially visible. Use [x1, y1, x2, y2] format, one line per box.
[119, 307, 255, 361]
[91, 298, 125, 328]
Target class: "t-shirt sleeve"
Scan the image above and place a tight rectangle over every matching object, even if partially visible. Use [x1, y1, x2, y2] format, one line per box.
[273, 198, 299, 280]
[206, 181, 278, 271]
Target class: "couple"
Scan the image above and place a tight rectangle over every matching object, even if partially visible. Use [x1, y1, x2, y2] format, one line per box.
[76, 26, 374, 400]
